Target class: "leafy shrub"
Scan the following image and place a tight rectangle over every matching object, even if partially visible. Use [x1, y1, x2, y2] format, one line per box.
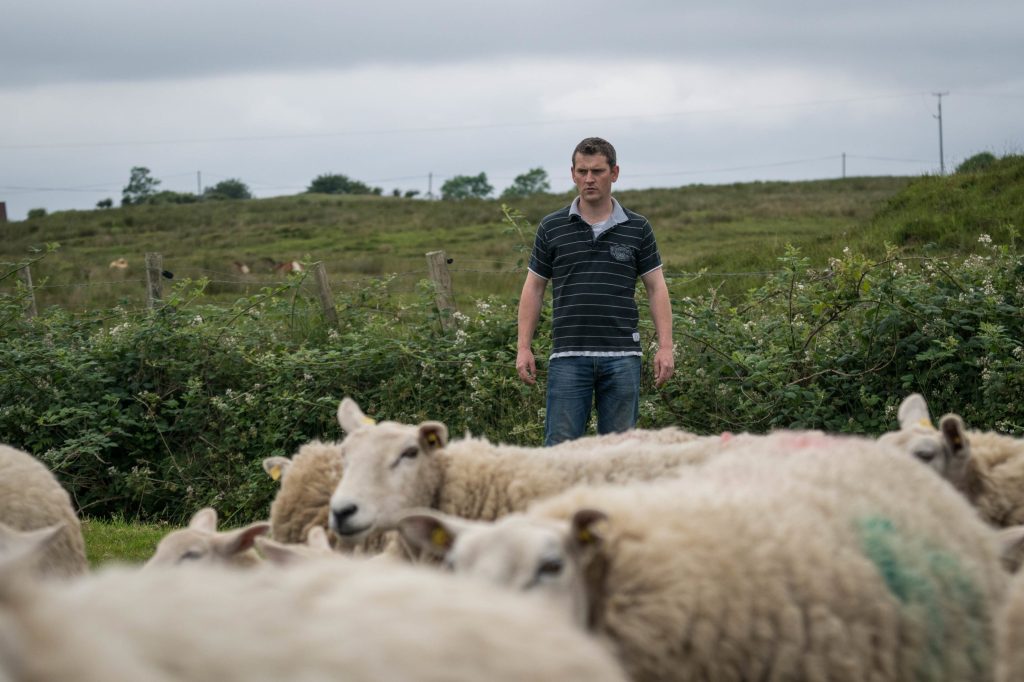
[957, 152, 998, 174]
[27, 208, 47, 219]
[1, 234, 1021, 524]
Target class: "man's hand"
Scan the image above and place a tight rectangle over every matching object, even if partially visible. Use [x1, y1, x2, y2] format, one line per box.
[653, 346, 675, 388]
[516, 348, 537, 385]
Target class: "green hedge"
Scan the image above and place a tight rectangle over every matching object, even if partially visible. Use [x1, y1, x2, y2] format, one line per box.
[1, 234, 1021, 524]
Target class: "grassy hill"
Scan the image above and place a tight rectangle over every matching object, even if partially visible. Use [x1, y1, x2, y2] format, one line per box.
[2, 157, 1022, 312]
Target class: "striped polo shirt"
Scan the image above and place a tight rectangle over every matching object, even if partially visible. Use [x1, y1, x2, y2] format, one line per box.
[527, 198, 663, 359]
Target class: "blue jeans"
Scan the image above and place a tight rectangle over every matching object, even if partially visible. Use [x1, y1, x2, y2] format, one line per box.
[544, 355, 641, 446]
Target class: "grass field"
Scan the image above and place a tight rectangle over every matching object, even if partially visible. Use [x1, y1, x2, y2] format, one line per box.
[82, 516, 169, 567]
[2, 175, 918, 311]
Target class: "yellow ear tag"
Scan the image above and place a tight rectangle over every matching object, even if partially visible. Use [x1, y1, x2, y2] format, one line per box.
[426, 433, 439, 447]
[270, 465, 282, 481]
[917, 418, 936, 431]
[577, 528, 593, 544]
[362, 416, 376, 426]
[430, 527, 449, 548]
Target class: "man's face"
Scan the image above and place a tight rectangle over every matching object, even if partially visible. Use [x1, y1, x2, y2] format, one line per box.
[571, 153, 619, 205]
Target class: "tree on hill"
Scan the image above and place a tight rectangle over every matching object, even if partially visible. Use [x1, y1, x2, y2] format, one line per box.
[500, 167, 550, 199]
[122, 166, 161, 206]
[96, 198, 113, 209]
[307, 173, 381, 195]
[203, 178, 252, 200]
[441, 172, 493, 200]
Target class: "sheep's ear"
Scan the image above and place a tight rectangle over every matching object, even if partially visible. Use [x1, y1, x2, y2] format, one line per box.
[397, 510, 464, 560]
[216, 521, 271, 558]
[897, 393, 933, 430]
[569, 508, 607, 552]
[0, 521, 64, 573]
[418, 422, 449, 452]
[189, 507, 219, 533]
[568, 509, 610, 632]
[305, 526, 331, 550]
[938, 413, 969, 455]
[338, 397, 374, 434]
[255, 536, 302, 566]
[998, 526, 1024, 573]
[262, 456, 291, 482]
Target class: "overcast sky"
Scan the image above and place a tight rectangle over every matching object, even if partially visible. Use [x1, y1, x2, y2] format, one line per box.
[2, 1, 1022, 221]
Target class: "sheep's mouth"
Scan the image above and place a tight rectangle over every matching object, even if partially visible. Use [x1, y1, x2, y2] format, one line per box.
[334, 522, 373, 538]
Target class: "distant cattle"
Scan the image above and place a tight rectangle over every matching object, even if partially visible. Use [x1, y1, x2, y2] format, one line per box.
[274, 260, 304, 274]
[109, 258, 128, 270]
[233, 261, 251, 275]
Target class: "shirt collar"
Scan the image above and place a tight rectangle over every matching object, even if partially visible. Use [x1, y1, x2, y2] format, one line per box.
[569, 197, 628, 225]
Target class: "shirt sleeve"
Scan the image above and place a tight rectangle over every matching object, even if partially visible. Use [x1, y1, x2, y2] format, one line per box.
[637, 220, 662, 276]
[527, 222, 553, 280]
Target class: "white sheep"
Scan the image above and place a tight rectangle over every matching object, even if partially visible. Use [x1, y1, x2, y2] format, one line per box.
[144, 506, 269, 568]
[400, 431, 1009, 682]
[0, 443, 88, 578]
[328, 397, 722, 541]
[0, 525, 630, 682]
[997, 567, 1024, 681]
[262, 440, 395, 555]
[879, 393, 1024, 526]
[262, 440, 343, 546]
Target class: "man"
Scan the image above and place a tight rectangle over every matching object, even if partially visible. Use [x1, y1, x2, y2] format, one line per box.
[516, 137, 674, 446]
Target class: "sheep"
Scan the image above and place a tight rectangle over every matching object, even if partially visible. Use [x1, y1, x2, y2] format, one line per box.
[144, 506, 269, 568]
[328, 396, 723, 541]
[262, 440, 393, 555]
[997, 567, 1024, 681]
[0, 525, 630, 682]
[262, 440, 343, 546]
[400, 431, 1009, 682]
[879, 392, 1024, 527]
[0, 443, 88, 578]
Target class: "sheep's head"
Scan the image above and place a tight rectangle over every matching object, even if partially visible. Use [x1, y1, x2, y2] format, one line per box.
[145, 507, 269, 568]
[878, 393, 971, 482]
[329, 397, 447, 540]
[397, 508, 608, 630]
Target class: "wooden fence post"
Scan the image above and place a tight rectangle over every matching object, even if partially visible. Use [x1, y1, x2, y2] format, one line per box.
[145, 252, 163, 309]
[17, 265, 37, 319]
[314, 262, 339, 328]
[425, 250, 457, 330]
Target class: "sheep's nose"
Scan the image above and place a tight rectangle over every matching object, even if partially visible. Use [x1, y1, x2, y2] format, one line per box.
[332, 503, 359, 530]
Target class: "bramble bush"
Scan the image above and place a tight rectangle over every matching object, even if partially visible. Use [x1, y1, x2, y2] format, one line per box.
[1, 233, 1021, 524]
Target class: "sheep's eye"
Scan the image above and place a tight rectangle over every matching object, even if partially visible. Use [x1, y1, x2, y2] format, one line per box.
[536, 557, 564, 578]
[391, 446, 420, 469]
[178, 549, 204, 563]
[913, 447, 937, 463]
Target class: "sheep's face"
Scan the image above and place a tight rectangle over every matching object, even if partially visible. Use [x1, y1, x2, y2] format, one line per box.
[877, 393, 971, 482]
[329, 416, 447, 540]
[144, 507, 269, 568]
[398, 510, 602, 629]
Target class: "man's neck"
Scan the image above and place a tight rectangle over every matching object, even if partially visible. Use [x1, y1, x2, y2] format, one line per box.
[577, 196, 614, 225]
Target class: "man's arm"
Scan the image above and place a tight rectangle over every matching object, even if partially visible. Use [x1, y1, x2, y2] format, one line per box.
[516, 271, 548, 385]
[641, 267, 674, 387]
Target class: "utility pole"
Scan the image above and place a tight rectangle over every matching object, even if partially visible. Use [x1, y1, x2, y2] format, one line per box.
[933, 92, 949, 175]
[197, 171, 202, 195]
[427, 172, 433, 199]
[842, 152, 846, 179]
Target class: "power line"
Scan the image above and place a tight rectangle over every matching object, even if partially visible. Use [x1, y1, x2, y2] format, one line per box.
[0, 91, 932, 152]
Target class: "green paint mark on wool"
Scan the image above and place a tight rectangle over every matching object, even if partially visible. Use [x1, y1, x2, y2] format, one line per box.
[856, 515, 990, 681]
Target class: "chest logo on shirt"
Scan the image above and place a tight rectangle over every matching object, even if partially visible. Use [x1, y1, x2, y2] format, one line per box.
[609, 244, 635, 263]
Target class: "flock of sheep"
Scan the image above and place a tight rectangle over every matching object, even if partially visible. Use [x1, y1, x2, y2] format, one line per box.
[4, 392, 1024, 681]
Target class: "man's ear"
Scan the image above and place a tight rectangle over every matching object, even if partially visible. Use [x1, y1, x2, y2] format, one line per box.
[609, 164, 620, 182]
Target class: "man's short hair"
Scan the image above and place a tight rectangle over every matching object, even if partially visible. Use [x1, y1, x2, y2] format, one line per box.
[572, 137, 617, 168]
